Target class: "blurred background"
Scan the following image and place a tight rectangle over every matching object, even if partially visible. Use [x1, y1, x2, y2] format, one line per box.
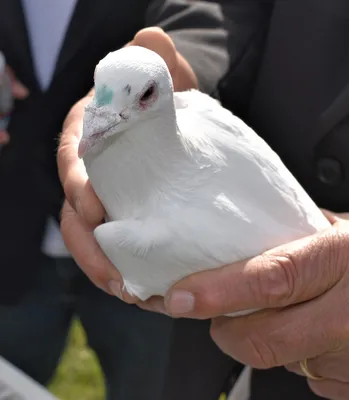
[49, 320, 105, 400]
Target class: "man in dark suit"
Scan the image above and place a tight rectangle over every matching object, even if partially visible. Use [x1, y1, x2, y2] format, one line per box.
[0, 1, 238, 399]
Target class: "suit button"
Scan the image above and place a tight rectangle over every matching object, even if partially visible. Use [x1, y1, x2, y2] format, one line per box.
[316, 157, 343, 185]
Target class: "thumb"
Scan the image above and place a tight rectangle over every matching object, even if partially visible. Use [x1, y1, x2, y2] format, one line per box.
[129, 27, 178, 78]
[128, 27, 198, 91]
[164, 225, 349, 318]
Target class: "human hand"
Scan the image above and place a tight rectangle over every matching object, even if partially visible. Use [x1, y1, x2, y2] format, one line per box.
[0, 66, 29, 145]
[285, 211, 349, 399]
[140, 210, 348, 399]
[58, 27, 198, 298]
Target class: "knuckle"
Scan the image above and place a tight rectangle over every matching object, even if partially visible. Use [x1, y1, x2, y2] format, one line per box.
[74, 196, 85, 219]
[200, 290, 225, 315]
[56, 137, 65, 160]
[209, 319, 279, 369]
[209, 320, 223, 343]
[60, 205, 75, 234]
[196, 283, 232, 317]
[329, 231, 349, 279]
[62, 178, 75, 205]
[63, 181, 87, 221]
[252, 254, 297, 307]
[243, 331, 279, 369]
[209, 320, 235, 355]
[62, 178, 79, 209]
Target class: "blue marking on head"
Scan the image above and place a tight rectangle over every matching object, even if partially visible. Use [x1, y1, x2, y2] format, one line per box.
[95, 84, 114, 107]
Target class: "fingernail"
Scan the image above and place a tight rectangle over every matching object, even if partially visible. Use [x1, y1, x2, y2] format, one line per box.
[166, 290, 195, 315]
[108, 280, 123, 299]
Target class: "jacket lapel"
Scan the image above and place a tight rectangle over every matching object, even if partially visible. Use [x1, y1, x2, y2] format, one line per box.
[54, 0, 110, 78]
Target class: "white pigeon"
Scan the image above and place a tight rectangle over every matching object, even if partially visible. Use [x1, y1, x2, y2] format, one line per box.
[79, 46, 330, 316]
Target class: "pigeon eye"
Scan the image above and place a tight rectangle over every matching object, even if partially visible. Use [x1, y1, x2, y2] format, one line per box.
[140, 85, 155, 102]
[139, 82, 157, 109]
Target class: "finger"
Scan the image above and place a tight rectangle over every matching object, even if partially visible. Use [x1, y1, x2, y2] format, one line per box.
[129, 27, 198, 91]
[209, 286, 345, 369]
[0, 130, 9, 145]
[137, 296, 168, 315]
[60, 200, 137, 304]
[164, 226, 349, 318]
[131, 27, 178, 75]
[286, 347, 349, 383]
[58, 93, 104, 226]
[307, 379, 349, 400]
[322, 208, 349, 223]
[6, 66, 29, 99]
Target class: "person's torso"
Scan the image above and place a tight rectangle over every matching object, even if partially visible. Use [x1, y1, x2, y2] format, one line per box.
[222, 2, 349, 398]
[0, 0, 154, 302]
[249, 0, 349, 212]
[0, 0, 153, 215]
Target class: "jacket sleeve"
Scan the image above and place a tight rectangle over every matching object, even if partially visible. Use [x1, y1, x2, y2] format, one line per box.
[145, 0, 230, 96]
[216, 1, 273, 118]
[145, 0, 273, 110]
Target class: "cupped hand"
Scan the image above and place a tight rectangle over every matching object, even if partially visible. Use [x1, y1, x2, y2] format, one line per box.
[140, 210, 349, 400]
[58, 27, 198, 299]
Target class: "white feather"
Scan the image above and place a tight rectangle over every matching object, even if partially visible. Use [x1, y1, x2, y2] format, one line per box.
[81, 46, 330, 316]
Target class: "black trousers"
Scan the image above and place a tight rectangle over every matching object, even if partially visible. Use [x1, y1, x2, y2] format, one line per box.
[250, 368, 323, 400]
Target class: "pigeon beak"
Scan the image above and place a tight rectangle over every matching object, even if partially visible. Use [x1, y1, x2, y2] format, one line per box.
[78, 107, 122, 158]
[78, 130, 99, 159]
[78, 125, 120, 159]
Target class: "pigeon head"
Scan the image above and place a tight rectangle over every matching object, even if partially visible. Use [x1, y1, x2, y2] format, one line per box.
[78, 46, 174, 158]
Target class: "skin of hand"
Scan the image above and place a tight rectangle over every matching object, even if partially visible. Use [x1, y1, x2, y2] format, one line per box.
[58, 27, 198, 299]
[0, 66, 29, 145]
[139, 210, 349, 400]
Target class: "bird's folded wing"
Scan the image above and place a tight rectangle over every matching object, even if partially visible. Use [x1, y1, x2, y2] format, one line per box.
[174, 89, 330, 234]
[93, 217, 238, 301]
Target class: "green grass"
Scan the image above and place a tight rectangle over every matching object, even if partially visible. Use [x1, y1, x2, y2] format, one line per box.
[48, 319, 228, 400]
[48, 319, 105, 400]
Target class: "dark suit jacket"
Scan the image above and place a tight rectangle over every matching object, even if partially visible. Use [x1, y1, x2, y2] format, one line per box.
[0, 0, 237, 304]
[219, 1, 349, 399]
